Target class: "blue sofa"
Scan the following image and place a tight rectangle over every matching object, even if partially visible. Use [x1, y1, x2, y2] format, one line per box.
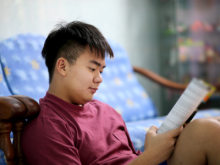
[1, 34, 220, 164]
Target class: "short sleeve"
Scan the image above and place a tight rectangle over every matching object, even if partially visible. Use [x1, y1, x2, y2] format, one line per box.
[22, 117, 82, 165]
[123, 120, 142, 156]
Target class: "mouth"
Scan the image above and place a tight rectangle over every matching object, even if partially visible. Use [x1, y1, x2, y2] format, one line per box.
[89, 87, 98, 94]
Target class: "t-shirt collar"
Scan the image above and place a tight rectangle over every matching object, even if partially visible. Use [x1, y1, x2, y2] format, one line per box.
[44, 92, 90, 113]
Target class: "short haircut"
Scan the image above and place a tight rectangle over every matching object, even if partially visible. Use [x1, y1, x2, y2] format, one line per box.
[42, 21, 114, 83]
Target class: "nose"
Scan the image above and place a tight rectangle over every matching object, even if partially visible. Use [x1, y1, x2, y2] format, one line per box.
[94, 72, 102, 84]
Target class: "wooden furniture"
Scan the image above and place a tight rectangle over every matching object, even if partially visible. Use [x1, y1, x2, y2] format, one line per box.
[0, 66, 219, 165]
[0, 95, 40, 165]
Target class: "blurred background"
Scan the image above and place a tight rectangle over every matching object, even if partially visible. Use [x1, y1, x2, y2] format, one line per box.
[0, 0, 220, 115]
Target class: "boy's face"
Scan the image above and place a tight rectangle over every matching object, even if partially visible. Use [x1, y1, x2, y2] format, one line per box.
[64, 46, 105, 105]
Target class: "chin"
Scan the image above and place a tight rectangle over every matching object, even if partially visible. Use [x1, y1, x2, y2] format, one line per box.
[85, 97, 93, 103]
[80, 96, 93, 105]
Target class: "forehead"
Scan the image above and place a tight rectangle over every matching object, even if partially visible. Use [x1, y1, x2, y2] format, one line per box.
[77, 46, 106, 66]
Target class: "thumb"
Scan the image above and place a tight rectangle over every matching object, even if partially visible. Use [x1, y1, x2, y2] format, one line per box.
[166, 126, 183, 137]
[148, 125, 158, 133]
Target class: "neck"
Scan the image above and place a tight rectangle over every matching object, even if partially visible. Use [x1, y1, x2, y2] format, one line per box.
[48, 81, 83, 106]
[48, 82, 63, 101]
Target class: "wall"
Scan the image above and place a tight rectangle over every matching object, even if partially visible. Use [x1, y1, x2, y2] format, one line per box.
[0, 0, 163, 114]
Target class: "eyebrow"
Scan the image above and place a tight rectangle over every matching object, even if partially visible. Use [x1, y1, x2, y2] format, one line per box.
[89, 60, 106, 68]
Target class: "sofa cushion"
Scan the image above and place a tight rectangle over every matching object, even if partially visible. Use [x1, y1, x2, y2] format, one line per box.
[0, 59, 11, 96]
[0, 34, 48, 102]
[93, 39, 158, 122]
[0, 149, 7, 165]
[126, 109, 220, 152]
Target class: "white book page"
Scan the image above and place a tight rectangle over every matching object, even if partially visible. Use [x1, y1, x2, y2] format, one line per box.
[157, 78, 209, 134]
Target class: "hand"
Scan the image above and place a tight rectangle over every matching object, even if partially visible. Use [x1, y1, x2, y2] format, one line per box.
[143, 125, 183, 164]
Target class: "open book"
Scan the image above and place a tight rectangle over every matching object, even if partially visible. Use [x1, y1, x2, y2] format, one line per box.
[157, 78, 215, 134]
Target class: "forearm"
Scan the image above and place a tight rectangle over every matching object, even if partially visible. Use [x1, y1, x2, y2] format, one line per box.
[127, 150, 157, 165]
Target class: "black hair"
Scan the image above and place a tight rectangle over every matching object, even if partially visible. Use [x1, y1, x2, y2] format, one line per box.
[42, 21, 114, 83]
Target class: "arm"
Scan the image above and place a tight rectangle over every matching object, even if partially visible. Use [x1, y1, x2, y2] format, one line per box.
[22, 118, 82, 165]
[127, 126, 183, 165]
[132, 66, 187, 91]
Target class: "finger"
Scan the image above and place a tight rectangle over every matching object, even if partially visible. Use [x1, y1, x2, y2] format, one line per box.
[166, 126, 183, 137]
[148, 125, 158, 133]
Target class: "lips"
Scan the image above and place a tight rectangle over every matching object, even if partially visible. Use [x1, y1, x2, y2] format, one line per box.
[89, 87, 98, 93]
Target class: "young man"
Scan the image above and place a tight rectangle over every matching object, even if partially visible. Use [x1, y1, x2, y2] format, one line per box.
[22, 21, 220, 165]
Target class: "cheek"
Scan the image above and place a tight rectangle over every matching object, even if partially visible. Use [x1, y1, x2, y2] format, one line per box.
[81, 74, 93, 85]
[71, 70, 93, 88]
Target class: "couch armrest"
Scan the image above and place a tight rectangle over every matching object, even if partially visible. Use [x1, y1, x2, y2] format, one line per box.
[133, 66, 220, 92]
[0, 96, 40, 165]
[132, 66, 187, 91]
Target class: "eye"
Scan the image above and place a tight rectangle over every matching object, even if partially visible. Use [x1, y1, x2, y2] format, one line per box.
[89, 68, 95, 71]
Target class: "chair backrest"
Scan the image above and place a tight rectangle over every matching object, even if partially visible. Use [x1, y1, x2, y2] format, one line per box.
[93, 39, 158, 122]
[0, 34, 158, 122]
[0, 34, 49, 102]
[0, 60, 12, 96]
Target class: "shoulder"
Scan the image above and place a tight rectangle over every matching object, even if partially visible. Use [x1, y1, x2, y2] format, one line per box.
[89, 99, 122, 117]
[89, 99, 113, 110]
[24, 98, 73, 138]
[22, 115, 74, 152]
[39, 98, 67, 123]
[25, 115, 71, 138]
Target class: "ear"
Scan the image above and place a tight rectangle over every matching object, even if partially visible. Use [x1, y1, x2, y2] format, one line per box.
[56, 58, 67, 77]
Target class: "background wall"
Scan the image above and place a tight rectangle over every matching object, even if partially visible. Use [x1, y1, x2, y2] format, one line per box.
[0, 0, 163, 114]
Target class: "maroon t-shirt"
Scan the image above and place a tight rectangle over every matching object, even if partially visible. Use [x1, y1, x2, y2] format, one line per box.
[22, 92, 141, 165]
